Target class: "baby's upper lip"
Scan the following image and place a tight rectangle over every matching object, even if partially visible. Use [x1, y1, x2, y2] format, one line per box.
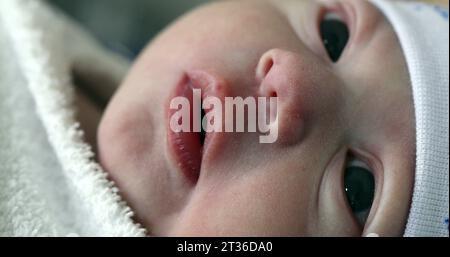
[166, 70, 228, 184]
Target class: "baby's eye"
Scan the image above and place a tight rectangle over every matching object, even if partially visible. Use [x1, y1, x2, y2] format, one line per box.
[320, 12, 349, 62]
[343, 157, 375, 226]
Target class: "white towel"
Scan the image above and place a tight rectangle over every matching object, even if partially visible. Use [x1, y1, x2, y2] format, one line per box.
[0, 0, 145, 236]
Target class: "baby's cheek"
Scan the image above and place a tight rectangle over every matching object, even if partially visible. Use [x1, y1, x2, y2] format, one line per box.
[168, 165, 315, 236]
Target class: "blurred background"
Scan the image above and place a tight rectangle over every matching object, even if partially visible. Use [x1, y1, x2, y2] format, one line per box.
[46, 0, 210, 59]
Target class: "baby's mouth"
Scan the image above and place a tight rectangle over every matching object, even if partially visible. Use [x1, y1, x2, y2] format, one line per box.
[167, 75, 209, 184]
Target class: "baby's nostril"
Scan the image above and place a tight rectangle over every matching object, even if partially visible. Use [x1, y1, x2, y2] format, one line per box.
[263, 58, 274, 78]
[257, 54, 275, 82]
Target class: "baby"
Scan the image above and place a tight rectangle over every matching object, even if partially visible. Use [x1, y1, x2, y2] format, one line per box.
[76, 0, 448, 236]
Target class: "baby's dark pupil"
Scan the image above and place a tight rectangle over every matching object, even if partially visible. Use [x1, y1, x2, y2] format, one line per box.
[344, 167, 375, 213]
[320, 19, 349, 62]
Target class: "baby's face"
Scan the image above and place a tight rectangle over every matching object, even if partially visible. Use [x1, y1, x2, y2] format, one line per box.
[98, 0, 415, 236]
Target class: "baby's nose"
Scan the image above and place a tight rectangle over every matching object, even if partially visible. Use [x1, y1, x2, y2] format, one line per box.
[256, 48, 318, 145]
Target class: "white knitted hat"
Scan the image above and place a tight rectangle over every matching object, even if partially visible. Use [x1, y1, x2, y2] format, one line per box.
[368, 0, 449, 237]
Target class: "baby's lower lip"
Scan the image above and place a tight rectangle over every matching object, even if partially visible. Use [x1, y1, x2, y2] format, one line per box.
[167, 76, 204, 184]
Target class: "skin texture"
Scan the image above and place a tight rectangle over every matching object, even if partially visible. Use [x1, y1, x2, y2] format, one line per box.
[75, 0, 420, 236]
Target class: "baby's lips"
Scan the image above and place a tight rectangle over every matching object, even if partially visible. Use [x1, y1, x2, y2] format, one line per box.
[167, 75, 202, 184]
[185, 70, 230, 99]
[166, 70, 230, 184]
[185, 70, 230, 172]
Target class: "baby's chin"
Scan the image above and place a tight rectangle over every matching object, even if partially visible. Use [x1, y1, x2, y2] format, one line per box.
[98, 87, 160, 170]
[97, 59, 174, 165]
[96, 70, 198, 228]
